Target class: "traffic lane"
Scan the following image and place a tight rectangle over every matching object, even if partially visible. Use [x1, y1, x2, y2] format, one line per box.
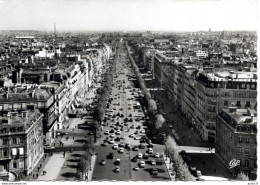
[129, 144, 170, 181]
[93, 146, 131, 181]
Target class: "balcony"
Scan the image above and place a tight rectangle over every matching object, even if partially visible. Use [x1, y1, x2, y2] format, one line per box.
[0, 156, 11, 161]
[207, 100, 217, 105]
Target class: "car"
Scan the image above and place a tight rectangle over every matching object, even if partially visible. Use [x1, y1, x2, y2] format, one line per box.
[136, 125, 141, 129]
[134, 136, 141, 140]
[151, 168, 159, 175]
[113, 107, 116, 110]
[119, 142, 124, 147]
[113, 144, 119, 149]
[125, 143, 131, 150]
[140, 130, 145, 134]
[137, 153, 143, 159]
[119, 148, 124, 153]
[154, 153, 160, 158]
[102, 142, 107, 146]
[133, 166, 139, 171]
[110, 134, 115, 138]
[147, 143, 153, 148]
[120, 136, 125, 139]
[108, 152, 114, 159]
[129, 133, 134, 138]
[110, 129, 114, 133]
[134, 131, 139, 135]
[139, 144, 145, 149]
[119, 108, 123, 111]
[116, 131, 121, 135]
[148, 148, 153, 154]
[130, 125, 134, 129]
[139, 161, 145, 168]
[115, 137, 120, 141]
[133, 146, 139, 151]
[104, 130, 109, 135]
[101, 159, 106, 165]
[124, 123, 129, 126]
[109, 139, 115, 144]
[143, 153, 149, 159]
[196, 170, 202, 178]
[115, 158, 121, 165]
[115, 166, 120, 173]
[151, 160, 156, 165]
[132, 156, 137, 162]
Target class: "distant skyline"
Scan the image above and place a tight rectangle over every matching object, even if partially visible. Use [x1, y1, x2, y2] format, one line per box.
[0, 0, 258, 31]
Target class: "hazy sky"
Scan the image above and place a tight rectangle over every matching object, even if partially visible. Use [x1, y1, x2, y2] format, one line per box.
[0, 0, 258, 31]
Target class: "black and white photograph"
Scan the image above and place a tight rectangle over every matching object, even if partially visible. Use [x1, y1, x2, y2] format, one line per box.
[0, 0, 258, 183]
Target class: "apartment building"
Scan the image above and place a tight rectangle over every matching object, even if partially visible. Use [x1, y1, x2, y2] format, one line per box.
[216, 108, 257, 177]
[0, 110, 44, 178]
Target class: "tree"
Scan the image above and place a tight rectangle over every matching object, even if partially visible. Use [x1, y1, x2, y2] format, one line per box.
[148, 99, 157, 115]
[155, 114, 165, 130]
[236, 172, 249, 181]
[77, 152, 91, 180]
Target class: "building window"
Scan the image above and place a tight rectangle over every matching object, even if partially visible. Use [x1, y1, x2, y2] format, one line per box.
[245, 148, 249, 155]
[13, 138, 17, 145]
[236, 101, 241, 107]
[238, 147, 242, 154]
[240, 83, 246, 89]
[251, 83, 256, 90]
[239, 137, 243, 143]
[3, 139, 8, 145]
[245, 160, 249, 167]
[224, 100, 228, 106]
[20, 138, 24, 143]
[245, 137, 250, 143]
[238, 159, 242, 166]
[13, 161, 17, 168]
[245, 101, 251, 108]
[3, 148, 8, 156]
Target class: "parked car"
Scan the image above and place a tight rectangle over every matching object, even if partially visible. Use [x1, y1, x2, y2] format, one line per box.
[148, 148, 153, 154]
[139, 161, 145, 167]
[113, 144, 119, 149]
[133, 166, 139, 171]
[115, 166, 120, 173]
[143, 153, 149, 159]
[151, 168, 158, 175]
[137, 153, 143, 159]
[151, 160, 156, 166]
[119, 148, 124, 153]
[101, 159, 106, 165]
[154, 153, 160, 158]
[115, 158, 121, 165]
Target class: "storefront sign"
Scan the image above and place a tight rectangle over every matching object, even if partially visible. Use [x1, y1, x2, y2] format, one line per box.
[229, 159, 240, 169]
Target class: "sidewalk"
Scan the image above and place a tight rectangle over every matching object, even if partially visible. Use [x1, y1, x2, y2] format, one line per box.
[178, 146, 215, 154]
[163, 154, 175, 181]
[37, 153, 66, 181]
[87, 154, 97, 181]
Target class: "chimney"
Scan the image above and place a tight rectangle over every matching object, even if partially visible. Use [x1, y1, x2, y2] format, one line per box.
[228, 106, 237, 113]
